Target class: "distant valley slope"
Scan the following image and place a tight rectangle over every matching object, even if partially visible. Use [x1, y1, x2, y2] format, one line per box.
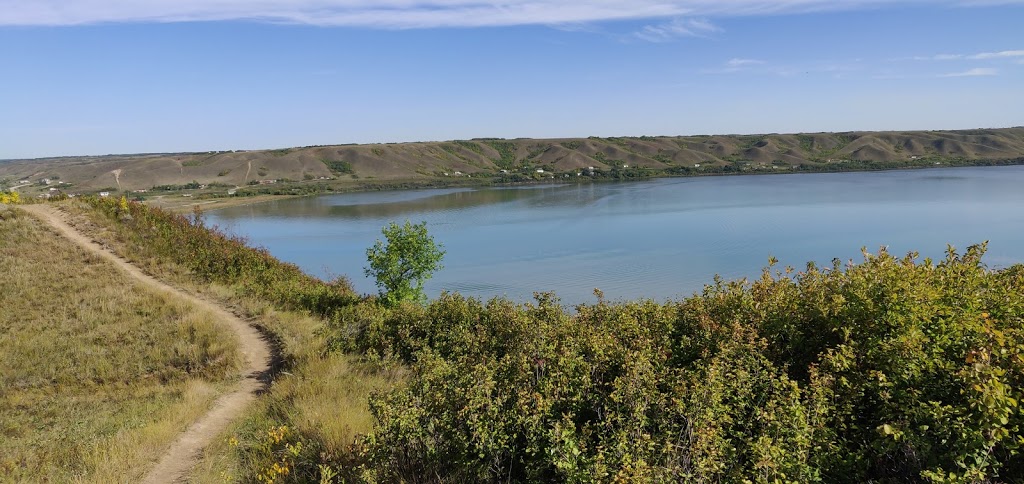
[3, 127, 1024, 192]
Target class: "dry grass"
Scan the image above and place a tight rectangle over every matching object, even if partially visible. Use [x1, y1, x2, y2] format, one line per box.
[4, 127, 1023, 194]
[190, 293, 404, 482]
[50, 201, 403, 481]
[0, 208, 242, 482]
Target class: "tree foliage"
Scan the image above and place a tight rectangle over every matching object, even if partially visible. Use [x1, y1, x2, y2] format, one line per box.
[365, 221, 444, 306]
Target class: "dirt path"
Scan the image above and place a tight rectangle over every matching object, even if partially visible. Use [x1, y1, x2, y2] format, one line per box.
[21, 204, 272, 483]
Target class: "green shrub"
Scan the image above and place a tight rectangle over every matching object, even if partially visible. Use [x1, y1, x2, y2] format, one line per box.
[560, 141, 583, 150]
[321, 158, 353, 174]
[453, 140, 484, 154]
[82, 196, 355, 315]
[485, 141, 518, 169]
[332, 246, 1024, 482]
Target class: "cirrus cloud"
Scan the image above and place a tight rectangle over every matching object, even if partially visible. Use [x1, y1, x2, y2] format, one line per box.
[726, 58, 766, 67]
[940, 67, 999, 77]
[634, 17, 720, 42]
[3, 0, 1024, 28]
[970, 49, 1024, 59]
[912, 49, 1024, 61]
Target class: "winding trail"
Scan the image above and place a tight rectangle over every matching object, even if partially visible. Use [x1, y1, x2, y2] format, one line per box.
[21, 204, 272, 483]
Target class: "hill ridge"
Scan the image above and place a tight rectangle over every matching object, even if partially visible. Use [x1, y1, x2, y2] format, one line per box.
[3, 127, 1024, 192]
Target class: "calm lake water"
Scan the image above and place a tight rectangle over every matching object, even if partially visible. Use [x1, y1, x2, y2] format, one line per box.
[208, 166, 1024, 306]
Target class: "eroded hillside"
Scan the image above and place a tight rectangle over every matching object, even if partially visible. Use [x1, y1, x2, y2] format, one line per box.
[2, 127, 1023, 192]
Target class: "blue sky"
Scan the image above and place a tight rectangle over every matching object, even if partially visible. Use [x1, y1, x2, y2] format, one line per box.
[1, 1, 1022, 159]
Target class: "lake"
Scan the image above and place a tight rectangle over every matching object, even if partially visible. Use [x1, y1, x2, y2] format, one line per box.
[208, 166, 1024, 306]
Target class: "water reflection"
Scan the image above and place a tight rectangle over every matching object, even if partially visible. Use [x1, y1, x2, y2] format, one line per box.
[217, 184, 612, 221]
[209, 166, 1024, 306]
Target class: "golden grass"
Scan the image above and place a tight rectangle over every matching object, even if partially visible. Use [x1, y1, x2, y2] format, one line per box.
[53, 200, 406, 482]
[189, 294, 404, 482]
[191, 353, 401, 482]
[0, 208, 242, 482]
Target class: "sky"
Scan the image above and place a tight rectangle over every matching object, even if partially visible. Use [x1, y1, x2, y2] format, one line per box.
[1, 1, 1023, 159]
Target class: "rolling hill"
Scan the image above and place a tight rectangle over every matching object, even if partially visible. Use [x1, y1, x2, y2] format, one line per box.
[3, 127, 1024, 193]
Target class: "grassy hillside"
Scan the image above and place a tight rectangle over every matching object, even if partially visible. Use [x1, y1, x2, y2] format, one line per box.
[55, 198, 401, 482]
[2, 128, 1023, 196]
[0, 206, 241, 482]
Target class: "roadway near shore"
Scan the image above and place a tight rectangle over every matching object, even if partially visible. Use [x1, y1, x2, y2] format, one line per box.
[21, 204, 273, 483]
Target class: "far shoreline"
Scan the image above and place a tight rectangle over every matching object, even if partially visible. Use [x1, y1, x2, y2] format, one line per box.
[167, 157, 1024, 215]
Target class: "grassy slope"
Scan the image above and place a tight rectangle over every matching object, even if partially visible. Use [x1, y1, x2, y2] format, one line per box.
[0, 207, 242, 482]
[2, 127, 1023, 193]
[52, 200, 403, 482]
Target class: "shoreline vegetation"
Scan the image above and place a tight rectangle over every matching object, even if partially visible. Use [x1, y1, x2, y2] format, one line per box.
[87, 157, 1024, 214]
[3, 127, 1024, 212]
[4, 195, 1022, 482]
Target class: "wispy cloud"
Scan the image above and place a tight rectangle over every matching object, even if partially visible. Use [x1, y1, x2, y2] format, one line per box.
[634, 17, 720, 42]
[969, 49, 1024, 59]
[702, 57, 867, 76]
[0, 1, 682, 28]
[3, 1, 1024, 28]
[726, 58, 765, 67]
[701, 58, 769, 74]
[940, 67, 999, 77]
[913, 54, 965, 61]
[911, 49, 1024, 61]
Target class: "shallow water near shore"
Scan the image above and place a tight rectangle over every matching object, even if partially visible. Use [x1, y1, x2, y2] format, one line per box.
[208, 166, 1024, 306]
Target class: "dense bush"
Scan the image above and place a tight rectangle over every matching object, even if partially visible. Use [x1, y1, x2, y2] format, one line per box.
[322, 158, 355, 174]
[486, 140, 519, 169]
[332, 246, 1024, 482]
[0, 190, 20, 204]
[83, 196, 355, 315]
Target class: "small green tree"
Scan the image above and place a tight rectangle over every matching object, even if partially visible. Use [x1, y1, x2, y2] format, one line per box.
[365, 221, 445, 306]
